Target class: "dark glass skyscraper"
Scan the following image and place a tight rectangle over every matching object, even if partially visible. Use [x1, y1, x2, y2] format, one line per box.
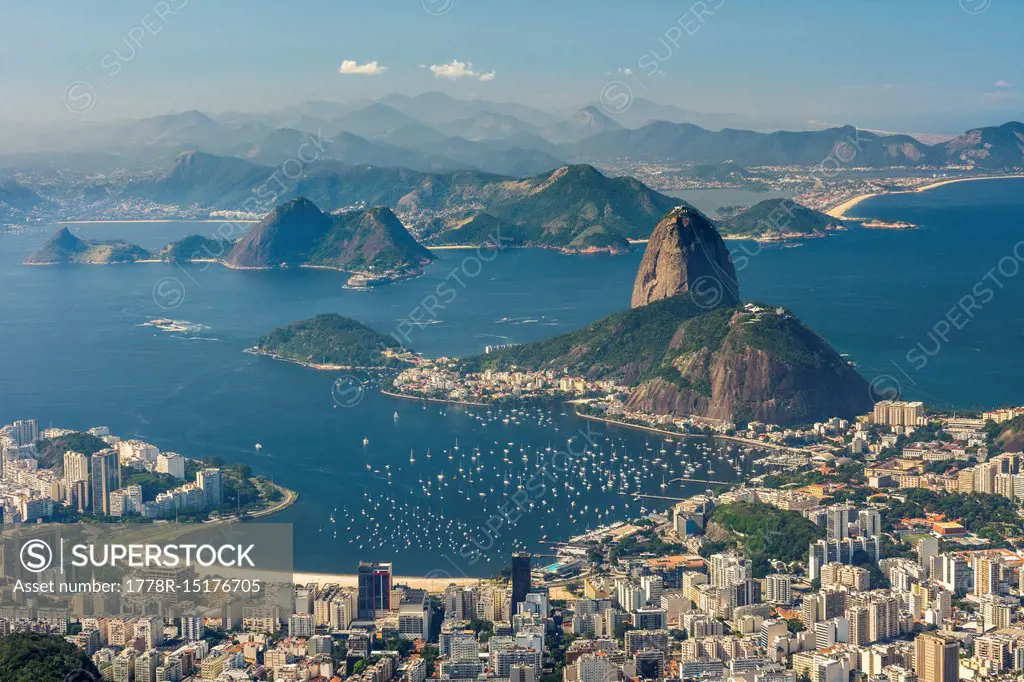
[357, 561, 393, 619]
[90, 449, 121, 516]
[511, 552, 531, 612]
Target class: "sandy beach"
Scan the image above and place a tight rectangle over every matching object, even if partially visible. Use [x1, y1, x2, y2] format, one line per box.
[911, 174, 1024, 193]
[826, 174, 1024, 220]
[825, 193, 878, 219]
[291, 572, 482, 592]
[60, 219, 258, 224]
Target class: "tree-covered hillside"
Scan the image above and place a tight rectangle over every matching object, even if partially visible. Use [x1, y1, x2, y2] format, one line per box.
[0, 633, 101, 682]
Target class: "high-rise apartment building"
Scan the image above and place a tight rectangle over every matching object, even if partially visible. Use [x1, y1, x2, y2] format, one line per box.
[873, 400, 925, 426]
[64, 450, 90, 508]
[90, 449, 121, 516]
[11, 419, 40, 446]
[709, 552, 747, 588]
[915, 632, 959, 682]
[197, 468, 222, 508]
[825, 505, 853, 541]
[765, 574, 793, 605]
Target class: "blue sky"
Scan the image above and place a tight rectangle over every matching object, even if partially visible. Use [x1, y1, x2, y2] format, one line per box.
[1, 0, 1021, 132]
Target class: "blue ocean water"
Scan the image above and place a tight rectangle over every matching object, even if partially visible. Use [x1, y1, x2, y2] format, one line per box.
[738, 178, 1024, 409]
[1, 177, 1021, 575]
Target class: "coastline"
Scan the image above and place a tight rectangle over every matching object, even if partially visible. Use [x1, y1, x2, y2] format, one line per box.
[248, 481, 299, 518]
[721, 231, 831, 244]
[825, 193, 877, 219]
[826, 174, 1024, 220]
[22, 253, 418, 283]
[59, 219, 258, 225]
[379, 388, 488, 408]
[572, 407, 811, 455]
[246, 347, 396, 373]
[290, 571, 480, 592]
[427, 242, 632, 256]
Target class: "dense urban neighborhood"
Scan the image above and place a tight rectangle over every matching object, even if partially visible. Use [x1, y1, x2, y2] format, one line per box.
[4, 399, 1024, 681]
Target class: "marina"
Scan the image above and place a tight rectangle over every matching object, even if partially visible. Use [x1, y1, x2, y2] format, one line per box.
[316, 401, 770, 568]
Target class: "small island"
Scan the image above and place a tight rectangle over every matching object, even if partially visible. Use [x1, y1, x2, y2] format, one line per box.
[24, 227, 154, 265]
[860, 219, 918, 230]
[141, 318, 206, 334]
[252, 313, 417, 370]
[24, 198, 435, 283]
[717, 198, 843, 242]
[157, 234, 235, 262]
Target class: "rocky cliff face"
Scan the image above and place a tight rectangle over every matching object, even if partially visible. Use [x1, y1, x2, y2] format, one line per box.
[631, 206, 739, 309]
[623, 307, 872, 425]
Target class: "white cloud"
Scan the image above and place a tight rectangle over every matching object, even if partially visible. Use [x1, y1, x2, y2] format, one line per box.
[428, 59, 495, 82]
[338, 60, 387, 76]
[994, 80, 1012, 88]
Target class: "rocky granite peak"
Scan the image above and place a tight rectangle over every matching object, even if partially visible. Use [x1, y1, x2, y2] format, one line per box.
[631, 206, 739, 309]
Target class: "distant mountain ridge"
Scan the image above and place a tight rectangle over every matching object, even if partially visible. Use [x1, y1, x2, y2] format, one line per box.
[7, 92, 1021, 174]
[567, 120, 1024, 169]
[542, 106, 623, 143]
[129, 155, 682, 252]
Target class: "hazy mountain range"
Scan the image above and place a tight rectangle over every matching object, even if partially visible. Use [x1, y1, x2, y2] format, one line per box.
[4, 92, 1021, 174]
